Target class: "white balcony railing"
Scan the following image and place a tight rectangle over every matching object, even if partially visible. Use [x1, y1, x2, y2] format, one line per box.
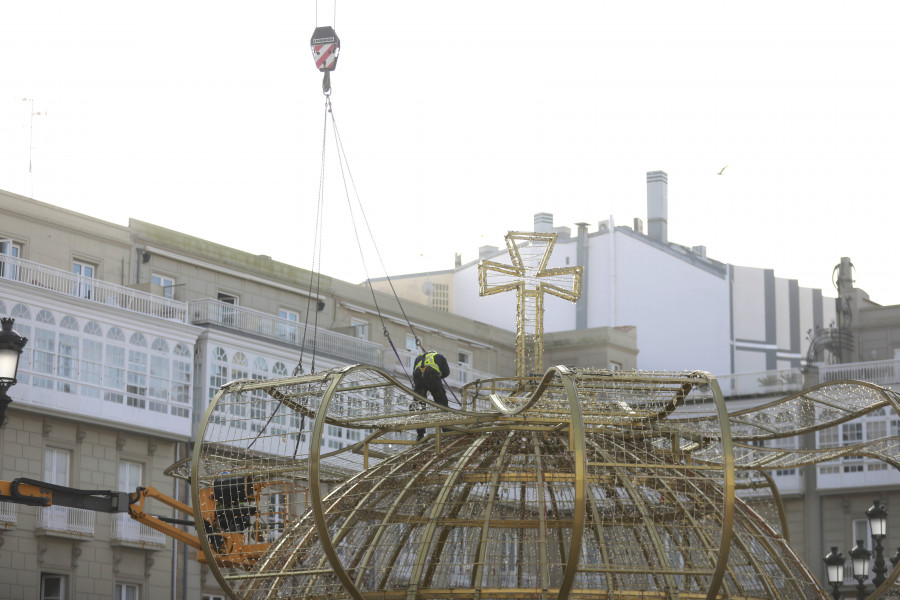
[0, 254, 187, 323]
[36, 505, 95, 536]
[190, 299, 383, 365]
[110, 513, 166, 545]
[0, 501, 16, 525]
[817, 358, 900, 386]
[715, 367, 805, 398]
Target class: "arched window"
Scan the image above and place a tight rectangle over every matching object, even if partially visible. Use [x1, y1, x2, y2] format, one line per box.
[81, 322, 104, 399]
[149, 338, 170, 409]
[127, 332, 148, 408]
[84, 321, 103, 336]
[104, 327, 127, 404]
[230, 352, 249, 425]
[172, 344, 192, 409]
[231, 352, 249, 379]
[209, 346, 229, 402]
[33, 310, 56, 389]
[10, 305, 32, 384]
[249, 357, 270, 426]
[57, 317, 79, 393]
[272, 362, 289, 377]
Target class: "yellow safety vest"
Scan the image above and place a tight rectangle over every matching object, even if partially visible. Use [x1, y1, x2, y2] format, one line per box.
[416, 352, 441, 375]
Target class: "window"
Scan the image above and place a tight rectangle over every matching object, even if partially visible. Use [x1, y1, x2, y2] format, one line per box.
[172, 344, 192, 408]
[218, 293, 237, 326]
[41, 573, 67, 600]
[1, 239, 22, 280]
[149, 339, 170, 401]
[350, 318, 368, 340]
[104, 328, 127, 404]
[10, 305, 31, 385]
[767, 435, 797, 476]
[278, 309, 300, 342]
[853, 519, 870, 550]
[406, 335, 418, 370]
[818, 425, 840, 449]
[266, 492, 287, 540]
[609, 361, 623, 371]
[72, 260, 95, 299]
[202, 595, 225, 600]
[431, 283, 449, 312]
[33, 313, 56, 389]
[127, 333, 148, 409]
[119, 461, 142, 491]
[81, 322, 103, 398]
[45, 448, 70, 486]
[115, 582, 139, 600]
[151, 273, 175, 300]
[458, 350, 472, 385]
[842, 422, 864, 472]
[209, 347, 229, 402]
[57, 319, 79, 394]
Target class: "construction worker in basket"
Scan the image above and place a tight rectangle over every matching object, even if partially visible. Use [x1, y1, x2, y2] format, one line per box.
[413, 350, 451, 441]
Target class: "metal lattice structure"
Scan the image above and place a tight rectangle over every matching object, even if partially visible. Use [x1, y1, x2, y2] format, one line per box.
[179, 230, 900, 599]
[479, 232, 582, 378]
[184, 365, 900, 600]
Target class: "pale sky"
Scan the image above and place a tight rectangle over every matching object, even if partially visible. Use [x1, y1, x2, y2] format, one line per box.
[2, 1, 899, 305]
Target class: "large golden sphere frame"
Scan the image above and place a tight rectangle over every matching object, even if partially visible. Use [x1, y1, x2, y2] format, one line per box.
[186, 365, 900, 600]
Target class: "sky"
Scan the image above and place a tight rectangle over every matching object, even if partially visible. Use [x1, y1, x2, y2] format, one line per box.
[2, 1, 899, 305]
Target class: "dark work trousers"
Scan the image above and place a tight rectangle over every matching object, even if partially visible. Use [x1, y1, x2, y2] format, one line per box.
[415, 376, 448, 439]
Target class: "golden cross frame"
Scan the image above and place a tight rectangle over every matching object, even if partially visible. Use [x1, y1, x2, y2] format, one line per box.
[478, 231, 583, 378]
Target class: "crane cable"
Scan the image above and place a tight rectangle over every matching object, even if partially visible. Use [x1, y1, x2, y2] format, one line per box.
[294, 95, 331, 376]
[298, 26, 461, 406]
[326, 96, 427, 385]
[328, 103, 462, 407]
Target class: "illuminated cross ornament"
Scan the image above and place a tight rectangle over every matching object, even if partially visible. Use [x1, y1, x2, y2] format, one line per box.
[479, 231, 582, 378]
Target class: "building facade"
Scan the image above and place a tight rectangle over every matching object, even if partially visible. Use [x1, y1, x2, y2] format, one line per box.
[0, 189, 637, 599]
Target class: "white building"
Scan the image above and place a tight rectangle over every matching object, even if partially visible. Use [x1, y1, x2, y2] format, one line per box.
[372, 170, 837, 383]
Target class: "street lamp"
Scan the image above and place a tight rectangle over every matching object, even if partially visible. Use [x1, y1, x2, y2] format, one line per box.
[866, 499, 888, 587]
[824, 546, 846, 600]
[0, 317, 28, 426]
[849, 539, 872, 600]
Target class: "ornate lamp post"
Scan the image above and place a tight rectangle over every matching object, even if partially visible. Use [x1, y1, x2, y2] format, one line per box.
[866, 499, 888, 587]
[0, 317, 28, 427]
[849, 539, 872, 600]
[824, 546, 846, 600]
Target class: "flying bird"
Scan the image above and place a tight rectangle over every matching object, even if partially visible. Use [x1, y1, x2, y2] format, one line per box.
[718, 165, 728, 175]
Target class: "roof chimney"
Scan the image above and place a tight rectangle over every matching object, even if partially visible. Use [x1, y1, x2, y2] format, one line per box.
[534, 212, 553, 233]
[646, 171, 668, 243]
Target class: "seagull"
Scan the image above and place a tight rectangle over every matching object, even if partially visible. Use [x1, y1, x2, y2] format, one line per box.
[718, 165, 728, 175]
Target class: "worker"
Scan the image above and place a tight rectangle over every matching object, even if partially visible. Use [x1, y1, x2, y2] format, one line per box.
[413, 350, 450, 441]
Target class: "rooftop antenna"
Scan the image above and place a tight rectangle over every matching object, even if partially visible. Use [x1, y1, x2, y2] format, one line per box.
[21, 98, 46, 198]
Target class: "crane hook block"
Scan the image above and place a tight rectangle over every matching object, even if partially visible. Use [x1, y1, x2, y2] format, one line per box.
[310, 26, 340, 73]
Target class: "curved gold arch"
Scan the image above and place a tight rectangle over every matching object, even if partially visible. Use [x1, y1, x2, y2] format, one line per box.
[191, 367, 846, 600]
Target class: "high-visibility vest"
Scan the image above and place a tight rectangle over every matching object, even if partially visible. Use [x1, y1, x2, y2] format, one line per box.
[416, 352, 441, 375]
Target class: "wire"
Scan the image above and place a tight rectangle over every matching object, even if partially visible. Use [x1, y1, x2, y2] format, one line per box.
[297, 96, 332, 375]
[329, 114, 426, 353]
